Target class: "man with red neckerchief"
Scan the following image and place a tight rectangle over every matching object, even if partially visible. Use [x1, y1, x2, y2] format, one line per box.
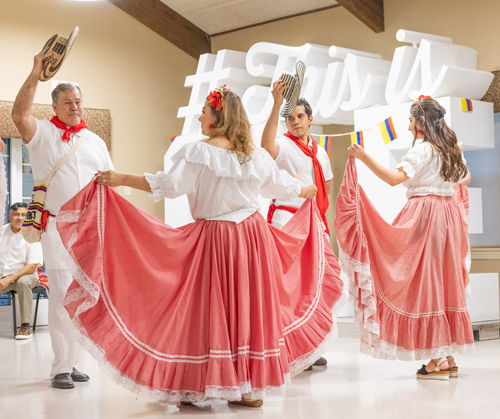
[12, 49, 113, 389]
[261, 79, 335, 369]
[262, 80, 333, 233]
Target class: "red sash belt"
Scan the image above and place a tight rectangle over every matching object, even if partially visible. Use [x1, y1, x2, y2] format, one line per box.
[41, 210, 56, 232]
[267, 202, 298, 224]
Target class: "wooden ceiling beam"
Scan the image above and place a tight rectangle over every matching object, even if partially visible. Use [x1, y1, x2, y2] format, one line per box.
[108, 0, 211, 59]
[336, 0, 385, 33]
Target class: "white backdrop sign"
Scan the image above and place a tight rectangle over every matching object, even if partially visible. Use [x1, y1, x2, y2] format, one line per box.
[178, 29, 493, 134]
[170, 29, 494, 234]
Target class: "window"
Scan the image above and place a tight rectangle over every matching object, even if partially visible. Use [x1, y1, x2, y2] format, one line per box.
[1, 138, 11, 223]
[22, 143, 34, 203]
[1, 138, 34, 224]
[0, 138, 36, 307]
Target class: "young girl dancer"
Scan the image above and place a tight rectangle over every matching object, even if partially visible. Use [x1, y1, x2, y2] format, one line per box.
[335, 96, 473, 379]
[57, 87, 344, 405]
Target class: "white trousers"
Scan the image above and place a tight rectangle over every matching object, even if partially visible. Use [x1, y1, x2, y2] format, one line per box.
[46, 268, 81, 378]
[270, 208, 294, 230]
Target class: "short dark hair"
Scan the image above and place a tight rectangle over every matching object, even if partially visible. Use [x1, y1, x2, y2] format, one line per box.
[295, 98, 313, 118]
[10, 202, 28, 212]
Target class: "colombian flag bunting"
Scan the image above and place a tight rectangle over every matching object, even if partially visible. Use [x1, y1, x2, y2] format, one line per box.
[379, 117, 397, 144]
[350, 131, 364, 148]
[318, 135, 331, 157]
[461, 98, 473, 112]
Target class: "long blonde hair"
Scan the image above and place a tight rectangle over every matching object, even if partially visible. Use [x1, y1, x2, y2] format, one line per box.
[207, 90, 254, 163]
[410, 97, 467, 182]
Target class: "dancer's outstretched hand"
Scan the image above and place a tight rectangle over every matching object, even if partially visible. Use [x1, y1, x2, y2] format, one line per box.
[299, 185, 317, 199]
[348, 143, 367, 160]
[272, 79, 288, 106]
[96, 170, 123, 187]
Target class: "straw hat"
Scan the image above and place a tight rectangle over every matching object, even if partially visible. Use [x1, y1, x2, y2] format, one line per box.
[39, 26, 79, 82]
[279, 61, 306, 117]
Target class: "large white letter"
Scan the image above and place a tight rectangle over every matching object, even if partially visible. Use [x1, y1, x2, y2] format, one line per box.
[386, 30, 494, 104]
[178, 50, 266, 135]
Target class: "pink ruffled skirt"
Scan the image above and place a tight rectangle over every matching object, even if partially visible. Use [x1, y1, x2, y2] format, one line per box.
[56, 181, 343, 403]
[334, 157, 474, 361]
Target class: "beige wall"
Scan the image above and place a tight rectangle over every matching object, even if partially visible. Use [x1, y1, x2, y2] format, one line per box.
[0, 0, 197, 220]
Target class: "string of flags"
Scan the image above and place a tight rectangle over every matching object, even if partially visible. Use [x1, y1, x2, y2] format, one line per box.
[318, 135, 331, 157]
[312, 112, 400, 156]
[461, 98, 473, 112]
[169, 98, 475, 156]
[311, 97, 474, 154]
[350, 131, 364, 148]
[379, 117, 397, 145]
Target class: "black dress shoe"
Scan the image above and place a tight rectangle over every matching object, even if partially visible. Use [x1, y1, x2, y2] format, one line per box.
[313, 357, 328, 366]
[52, 373, 74, 389]
[71, 367, 90, 382]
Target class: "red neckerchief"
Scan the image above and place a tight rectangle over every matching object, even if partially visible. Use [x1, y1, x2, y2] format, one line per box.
[50, 116, 87, 142]
[283, 131, 329, 234]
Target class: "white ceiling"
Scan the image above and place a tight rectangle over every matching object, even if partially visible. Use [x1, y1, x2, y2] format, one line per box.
[160, 0, 338, 35]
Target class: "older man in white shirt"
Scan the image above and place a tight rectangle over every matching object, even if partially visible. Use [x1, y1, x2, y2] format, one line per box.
[261, 80, 334, 369]
[12, 49, 114, 389]
[0, 203, 43, 340]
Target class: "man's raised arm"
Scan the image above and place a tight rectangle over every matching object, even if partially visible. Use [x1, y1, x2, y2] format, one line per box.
[261, 80, 287, 160]
[12, 50, 51, 143]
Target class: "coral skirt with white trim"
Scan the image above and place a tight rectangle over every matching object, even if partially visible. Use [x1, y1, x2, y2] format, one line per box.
[335, 157, 474, 361]
[56, 180, 343, 403]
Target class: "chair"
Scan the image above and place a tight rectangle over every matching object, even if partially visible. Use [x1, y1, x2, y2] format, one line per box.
[9, 285, 48, 338]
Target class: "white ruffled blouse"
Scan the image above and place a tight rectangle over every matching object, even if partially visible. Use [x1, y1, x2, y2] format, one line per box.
[396, 139, 468, 198]
[145, 141, 302, 223]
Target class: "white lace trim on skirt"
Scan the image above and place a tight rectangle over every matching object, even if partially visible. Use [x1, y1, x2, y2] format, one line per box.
[56, 185, 344, 403]
[338, 245, 475, 361]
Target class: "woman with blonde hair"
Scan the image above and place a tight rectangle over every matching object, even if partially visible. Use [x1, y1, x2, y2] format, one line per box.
[57, 86, 344, 406]
[335, 96, 473, 379]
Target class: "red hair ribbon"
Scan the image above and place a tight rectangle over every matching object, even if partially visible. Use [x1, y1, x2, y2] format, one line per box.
[208, 85, 229, 111]
[418, 95, 432, 101]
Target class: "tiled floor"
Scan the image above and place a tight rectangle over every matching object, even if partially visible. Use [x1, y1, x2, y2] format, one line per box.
[1, 328, 499, 419]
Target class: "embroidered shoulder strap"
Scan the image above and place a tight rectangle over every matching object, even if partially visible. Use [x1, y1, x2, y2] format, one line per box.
[294, 156, 312, 180]
[43, 131, 87, 185]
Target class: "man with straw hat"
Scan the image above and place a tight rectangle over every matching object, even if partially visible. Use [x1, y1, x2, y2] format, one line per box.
[261, 79, 338, 369]
[12, 43, 113, 389]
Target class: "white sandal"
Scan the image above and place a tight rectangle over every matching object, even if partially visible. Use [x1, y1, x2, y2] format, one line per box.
[416, 358, 450, 380]
[443, 356, 459, 377]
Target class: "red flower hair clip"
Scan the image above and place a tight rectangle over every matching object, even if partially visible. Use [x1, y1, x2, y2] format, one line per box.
[208, 85, 230, 111]
[413, 95, 432, 113]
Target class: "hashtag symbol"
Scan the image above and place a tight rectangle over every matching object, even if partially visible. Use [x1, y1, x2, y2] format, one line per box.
[178, 50, 257, 135]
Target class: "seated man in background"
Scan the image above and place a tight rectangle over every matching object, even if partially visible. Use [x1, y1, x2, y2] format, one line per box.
[0, 202, 43, 339]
